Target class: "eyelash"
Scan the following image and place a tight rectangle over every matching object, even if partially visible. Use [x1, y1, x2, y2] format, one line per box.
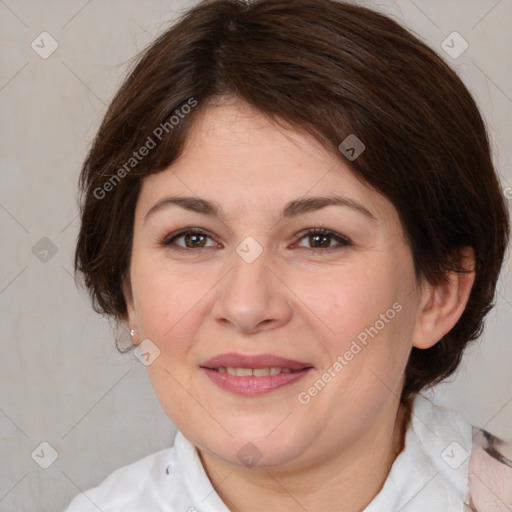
[159, 228, 352, 252]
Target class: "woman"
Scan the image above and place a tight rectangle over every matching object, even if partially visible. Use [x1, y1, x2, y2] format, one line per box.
[66, 0, 511, 510]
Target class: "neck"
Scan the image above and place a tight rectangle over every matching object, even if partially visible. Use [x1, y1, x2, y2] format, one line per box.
[198, 399, 412, 512]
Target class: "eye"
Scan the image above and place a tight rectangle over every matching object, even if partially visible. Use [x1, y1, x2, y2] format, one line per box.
[161, 229, 219, 249]
[293, 228, 352, 251]
[160, 227, 352, 252]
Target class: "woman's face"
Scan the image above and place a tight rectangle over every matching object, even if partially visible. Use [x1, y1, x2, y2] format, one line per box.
[125, 98, 426, 469]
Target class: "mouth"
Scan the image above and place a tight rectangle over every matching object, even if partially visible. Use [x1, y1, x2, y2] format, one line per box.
[208, 366, 305, 376]
[200, 353, 314, 395]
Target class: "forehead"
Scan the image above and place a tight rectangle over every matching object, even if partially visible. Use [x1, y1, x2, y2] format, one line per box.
[136, 100, 398, 228]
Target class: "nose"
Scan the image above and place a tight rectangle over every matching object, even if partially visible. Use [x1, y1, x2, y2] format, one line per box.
[212, 246, 293, 334]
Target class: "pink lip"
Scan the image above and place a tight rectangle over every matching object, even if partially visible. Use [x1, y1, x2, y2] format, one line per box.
[201, 368, 313, 395]
[200, 352, 314, 396]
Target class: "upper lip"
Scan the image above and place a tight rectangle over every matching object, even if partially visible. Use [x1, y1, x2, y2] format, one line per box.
[201, 353, 313, 370]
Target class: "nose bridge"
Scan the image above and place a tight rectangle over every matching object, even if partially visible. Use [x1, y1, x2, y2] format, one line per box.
[225, 238, 273, 303]
[213, 236, 292, 332]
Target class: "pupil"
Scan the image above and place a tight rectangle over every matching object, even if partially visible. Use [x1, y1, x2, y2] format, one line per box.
[311, 234, 330, 248]
[186, 234, 205, 248]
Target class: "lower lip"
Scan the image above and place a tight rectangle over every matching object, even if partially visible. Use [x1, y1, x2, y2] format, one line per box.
[201, 368, 313, 395]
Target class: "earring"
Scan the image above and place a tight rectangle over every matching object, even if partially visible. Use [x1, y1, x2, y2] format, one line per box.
[130, 329, 138, 337]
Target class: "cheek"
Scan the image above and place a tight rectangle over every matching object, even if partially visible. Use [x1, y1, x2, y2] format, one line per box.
[132, 261, 209, 340]
[298, 261, 415, 390]
[145, 362, 198, 432]
[136, 269, 207, 417]
[293, 262, 399, 344]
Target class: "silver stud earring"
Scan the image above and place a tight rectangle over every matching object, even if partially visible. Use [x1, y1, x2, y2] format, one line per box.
[130, 329, 138, 337]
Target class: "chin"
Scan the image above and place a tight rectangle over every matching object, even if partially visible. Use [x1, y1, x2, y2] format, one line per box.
[198, 425, 313, 469]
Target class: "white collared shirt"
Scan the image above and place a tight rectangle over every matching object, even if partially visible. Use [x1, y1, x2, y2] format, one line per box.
[63, 395, 512, 511]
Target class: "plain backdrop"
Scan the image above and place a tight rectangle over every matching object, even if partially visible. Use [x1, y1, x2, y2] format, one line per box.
[1, 1, 511, 510]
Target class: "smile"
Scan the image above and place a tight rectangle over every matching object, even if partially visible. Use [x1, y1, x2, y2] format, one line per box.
[214, 367, 300, 376]
[200, 352, 314, 395]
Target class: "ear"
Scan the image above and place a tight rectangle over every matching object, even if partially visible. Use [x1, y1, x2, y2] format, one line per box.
[412, 246, 476, 350]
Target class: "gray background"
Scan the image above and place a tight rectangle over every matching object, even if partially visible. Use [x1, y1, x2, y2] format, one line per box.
[1, 1, 511, 510]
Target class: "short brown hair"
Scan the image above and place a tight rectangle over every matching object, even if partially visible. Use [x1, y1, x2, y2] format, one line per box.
[74, 0, 510, 399]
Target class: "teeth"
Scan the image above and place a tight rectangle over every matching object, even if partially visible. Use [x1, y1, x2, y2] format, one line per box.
[217, 367, 295, 376]
[253, 368, 270, 376]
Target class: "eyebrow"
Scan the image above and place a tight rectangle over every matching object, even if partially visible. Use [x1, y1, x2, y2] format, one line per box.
[143, 194, 377, 224]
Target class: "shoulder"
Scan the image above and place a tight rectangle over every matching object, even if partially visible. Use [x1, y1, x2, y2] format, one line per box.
[406, 395, 511, 511]
[407, 395, 474, 497]
[466, 427, 512, 511]
[63, 443, 190, 512]
[63, 430, 231, 512]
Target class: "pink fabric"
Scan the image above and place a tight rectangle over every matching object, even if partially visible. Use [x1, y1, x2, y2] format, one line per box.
[466, 428, 512, 511]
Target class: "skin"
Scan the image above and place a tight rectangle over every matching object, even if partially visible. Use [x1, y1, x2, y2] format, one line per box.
[124, 97, 475, 512]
